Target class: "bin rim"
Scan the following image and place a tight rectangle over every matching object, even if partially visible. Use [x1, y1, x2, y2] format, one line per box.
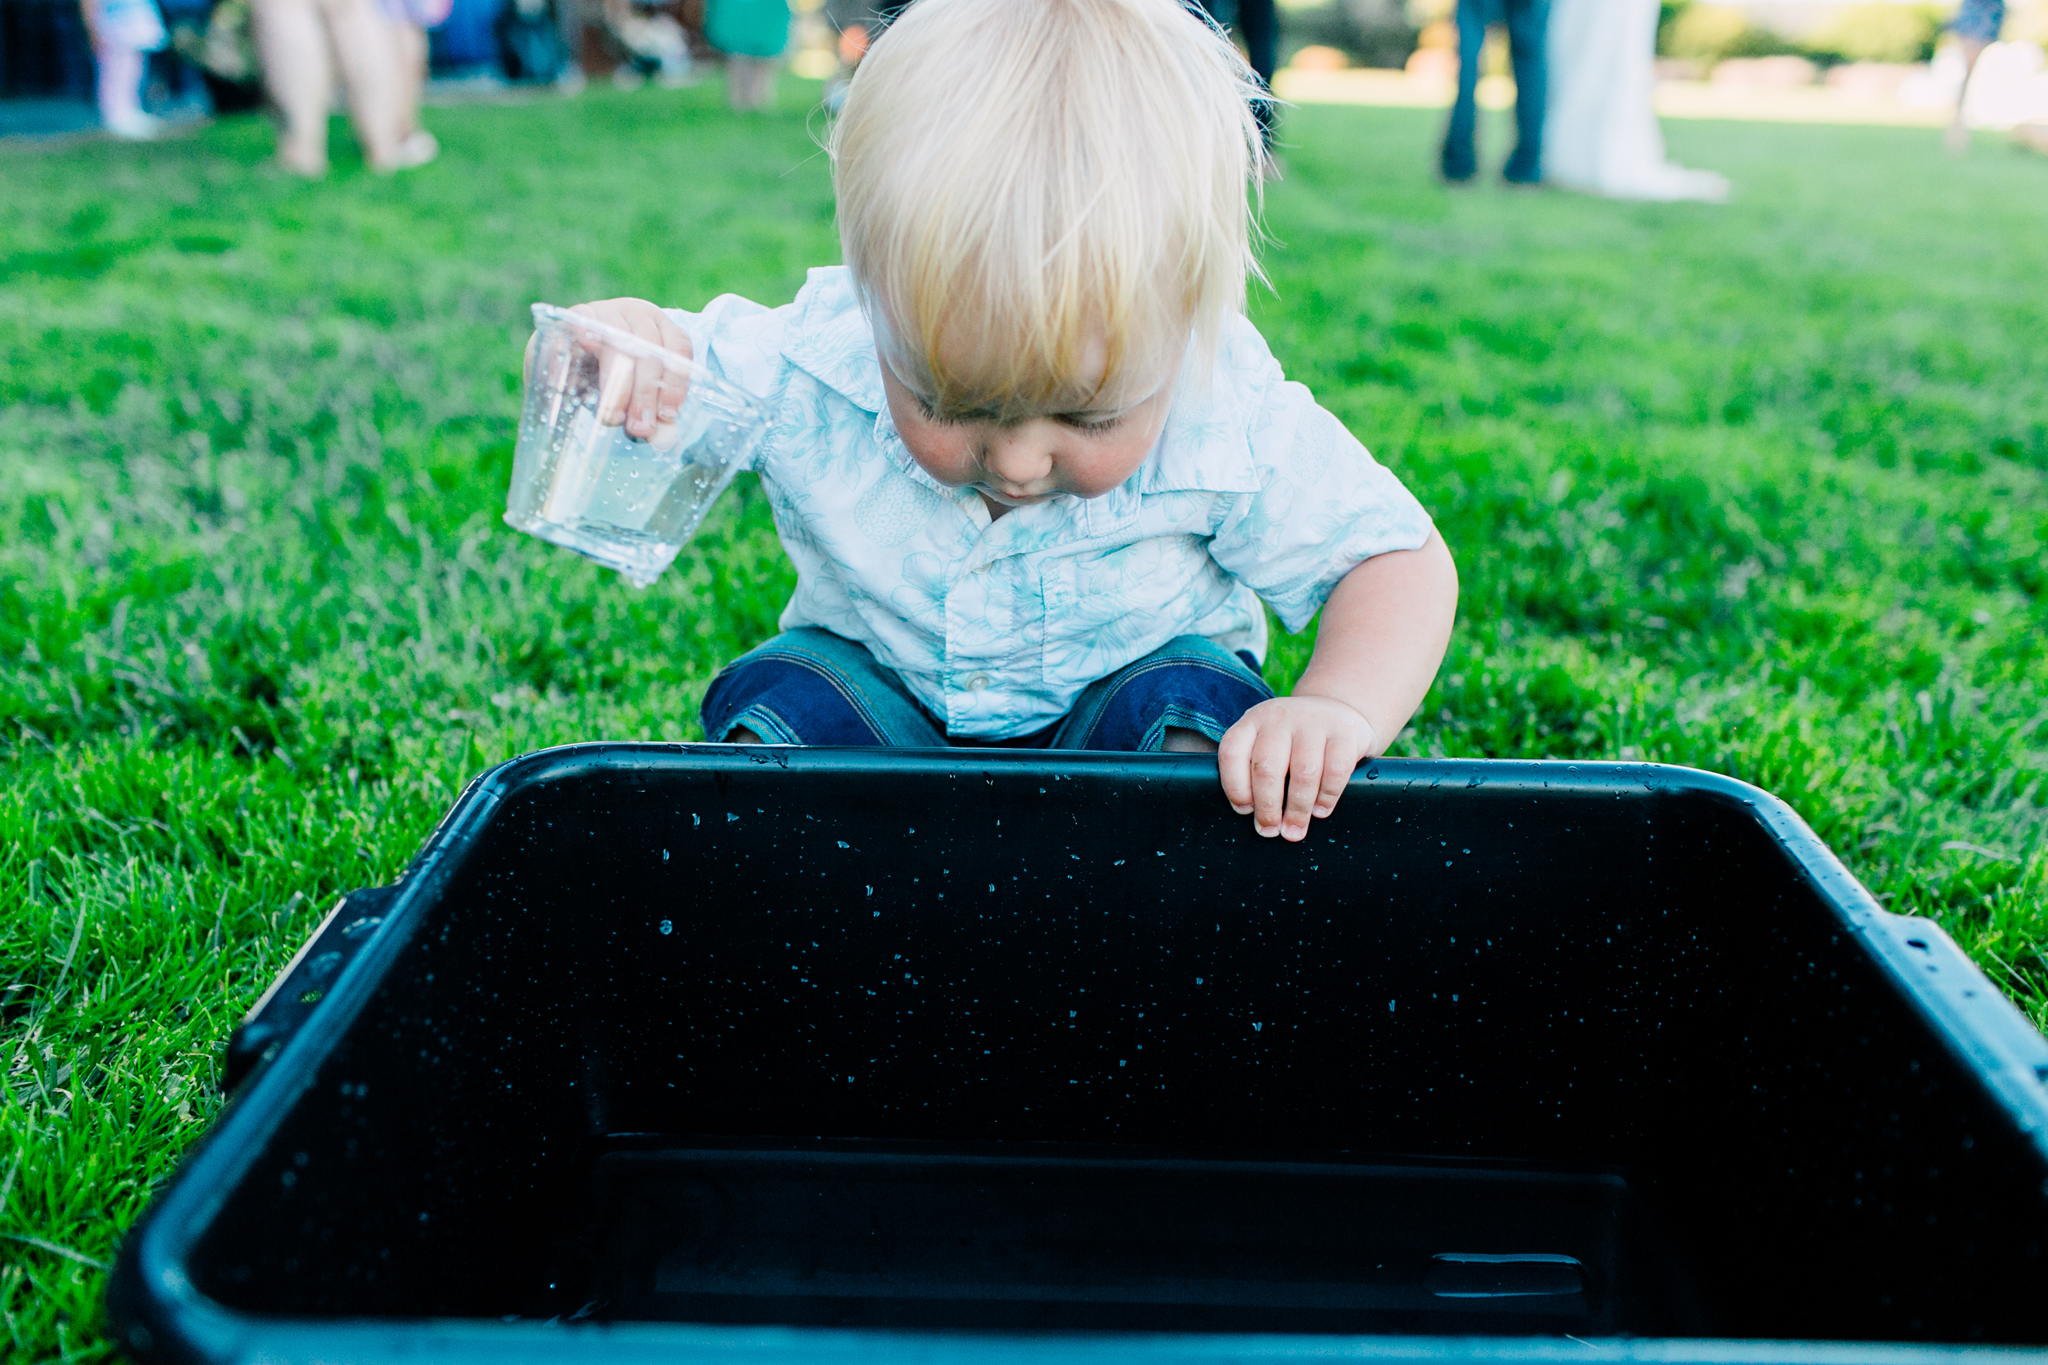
[109, 747, 2048, 1365]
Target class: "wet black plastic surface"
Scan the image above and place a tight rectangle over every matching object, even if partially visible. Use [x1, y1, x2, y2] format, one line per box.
[568, 1138, 1694, 1335]
[112, 747, 2048, 1363]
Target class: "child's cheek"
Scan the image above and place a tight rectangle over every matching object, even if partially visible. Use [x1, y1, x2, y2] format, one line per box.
[1068, 433, 1158, 499]
[900, 426, 973, 487]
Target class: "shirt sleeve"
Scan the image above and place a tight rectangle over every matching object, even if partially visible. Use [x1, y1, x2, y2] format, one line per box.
[1205, 356, 1436, 635]
[663, 294, 790, 473]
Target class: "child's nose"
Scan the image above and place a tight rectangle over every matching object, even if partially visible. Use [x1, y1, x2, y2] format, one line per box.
[982, 431, 1054, 488]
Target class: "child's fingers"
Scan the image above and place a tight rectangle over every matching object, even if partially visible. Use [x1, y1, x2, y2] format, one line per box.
[1279, 740, 1324, 841]
[1217, 720, 1258, 814]
[570, 301, 695, 437]
[619, 314, 684, 439]
[654, 356, 693, 425]
[625, 353, 672, 439]
[640, 312, 695, 429]
[593, 344, 635, 428]
[1246, 726, 1296, 838]
[1312, 739, 1355, 819]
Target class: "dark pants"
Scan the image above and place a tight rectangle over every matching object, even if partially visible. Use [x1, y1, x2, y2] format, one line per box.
[1440, 0, 1548, 184]
[1198, 0, 1277, 144]
[702, 629, 1273, 751]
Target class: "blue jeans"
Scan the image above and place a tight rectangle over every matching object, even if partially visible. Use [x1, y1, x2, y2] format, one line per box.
[1950, 0, 2004, 42]
[1441, 0, 1549, 184]
[701, 628, 1274, 751]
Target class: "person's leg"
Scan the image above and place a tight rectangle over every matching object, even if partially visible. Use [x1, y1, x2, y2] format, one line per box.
[389, 17, 423, 139]
[553, 0, 587, 83]
[94, 42, 153, 133]
[316, 0, 404, 168]
[1945, 0, 2003, 150]
[1500, 0, 1547, 183]
[1049, 637, 1273, 753]
[252, 0, 337, 173]
[1947, 37, 1992, 152]
[384, 16, 439, 163]
[700, 628, 950, 746]
[1440, 0, 1486, 182]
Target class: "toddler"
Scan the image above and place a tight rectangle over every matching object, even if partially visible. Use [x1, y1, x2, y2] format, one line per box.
[564, 0, 1458, 842]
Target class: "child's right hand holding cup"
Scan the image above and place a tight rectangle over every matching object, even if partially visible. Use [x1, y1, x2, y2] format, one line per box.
[563, 297, 695, 442]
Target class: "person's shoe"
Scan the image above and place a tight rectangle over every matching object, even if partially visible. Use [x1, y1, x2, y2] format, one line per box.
[1945, 121, 1971, 154]
[1502, 148, 1542, 185]
[393, 130, 439, 168]
[103, 108, 166, 141]
[273, 148, 329, 178]
[2012, 123, 2048, 156]
[372, 130, 440, 173]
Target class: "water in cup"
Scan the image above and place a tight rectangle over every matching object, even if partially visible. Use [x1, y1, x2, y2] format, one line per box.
[506, 304, 769, 588]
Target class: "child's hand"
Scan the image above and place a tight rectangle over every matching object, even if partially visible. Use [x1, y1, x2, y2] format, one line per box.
[568, 298, 694, 441]
[1217, 695, 1378, 842]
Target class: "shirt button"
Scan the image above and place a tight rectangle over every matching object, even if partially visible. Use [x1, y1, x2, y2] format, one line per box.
[966, 673, 991, 692]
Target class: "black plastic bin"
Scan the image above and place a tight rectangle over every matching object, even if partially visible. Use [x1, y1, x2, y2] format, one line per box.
[111, 746, 2048, 1364]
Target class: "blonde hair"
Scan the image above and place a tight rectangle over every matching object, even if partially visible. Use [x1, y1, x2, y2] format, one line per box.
[829, 0, 1269, 421]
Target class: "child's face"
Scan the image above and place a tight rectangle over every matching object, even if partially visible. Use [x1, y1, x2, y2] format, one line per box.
[878, 333, 1178, 509]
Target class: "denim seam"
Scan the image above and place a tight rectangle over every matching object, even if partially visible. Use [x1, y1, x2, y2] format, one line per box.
[1139, 702, 1231, 753]
[716, 703, 805, 746]
[718, 649, 908, 746]
[1069, 652, 1271, 750]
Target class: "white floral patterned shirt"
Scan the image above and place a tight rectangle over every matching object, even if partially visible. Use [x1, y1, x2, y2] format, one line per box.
[670, 267, 1435, 740]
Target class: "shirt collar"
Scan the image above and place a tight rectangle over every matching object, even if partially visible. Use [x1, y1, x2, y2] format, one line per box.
[781, 266, 888, 414]
[1136, 342, 1262, 497]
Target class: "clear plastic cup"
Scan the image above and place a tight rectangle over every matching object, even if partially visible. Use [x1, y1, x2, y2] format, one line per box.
[505, 303, 769, 588]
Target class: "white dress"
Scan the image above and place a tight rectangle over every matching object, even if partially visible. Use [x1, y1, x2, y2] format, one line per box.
[1544, 0, 1729, 201]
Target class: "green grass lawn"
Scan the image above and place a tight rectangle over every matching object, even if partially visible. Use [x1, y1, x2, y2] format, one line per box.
[3, 81, 2045, 1359]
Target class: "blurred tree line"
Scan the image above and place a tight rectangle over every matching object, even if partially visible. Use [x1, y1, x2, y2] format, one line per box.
[1657, 0, 1948, 67]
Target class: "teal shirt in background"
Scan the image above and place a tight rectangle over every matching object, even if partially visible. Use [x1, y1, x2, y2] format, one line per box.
[706, 0, 791, 57]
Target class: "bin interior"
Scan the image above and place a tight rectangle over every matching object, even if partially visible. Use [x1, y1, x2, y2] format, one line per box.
[192, 754, 2048, 1344]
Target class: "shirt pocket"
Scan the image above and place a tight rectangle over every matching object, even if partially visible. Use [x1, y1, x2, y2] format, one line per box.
[1039, 541, 1203, 692]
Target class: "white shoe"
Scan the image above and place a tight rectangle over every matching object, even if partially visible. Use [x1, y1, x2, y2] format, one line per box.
[373, 130, 439, 173]
[103, 109, 166, 140]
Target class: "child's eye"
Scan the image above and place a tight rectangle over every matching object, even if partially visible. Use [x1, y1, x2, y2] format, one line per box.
[1060, 412, 1124, 434]
[914, 394, 958, 425]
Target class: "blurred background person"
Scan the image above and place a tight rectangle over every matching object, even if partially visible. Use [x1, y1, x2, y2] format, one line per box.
[1438, 0, 1544, 183]
[1544, 0, 1726, 199]
[495, 0, 573, 82]
[83, 0, 169, 137]
[601, 0, 693, 84]
[1198, 0, 1278, 149]
[384, 0, 446, 162]
[706, 0, 786, 109]
[1945, 0, 2004, 151]
[251, 0, 421, 174]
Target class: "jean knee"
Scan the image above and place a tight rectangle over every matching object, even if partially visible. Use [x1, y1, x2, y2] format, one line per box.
[700, 630, 944, 747]
[1060, 638, 1273, 752]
